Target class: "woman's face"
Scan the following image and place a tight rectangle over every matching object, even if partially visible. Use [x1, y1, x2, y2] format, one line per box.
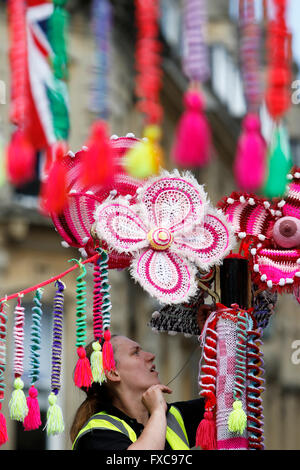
[112, 336, 161, 393]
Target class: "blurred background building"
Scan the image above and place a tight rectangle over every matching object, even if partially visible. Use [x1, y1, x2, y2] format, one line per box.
[0, 0, 300, 450]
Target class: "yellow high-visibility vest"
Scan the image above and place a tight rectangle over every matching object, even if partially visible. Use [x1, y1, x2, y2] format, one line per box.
[72, 405, 190, 450]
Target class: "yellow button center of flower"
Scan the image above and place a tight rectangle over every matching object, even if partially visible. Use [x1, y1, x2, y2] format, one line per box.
[147, 228, 173, 251]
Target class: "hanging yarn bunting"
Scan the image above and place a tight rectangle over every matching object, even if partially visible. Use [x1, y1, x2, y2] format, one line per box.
[6, 0, 36, 186]
[97, 248, 115, 373]
[46, 280, 65, 436]
[40, 141, 69, 216]
[263, 124, 293, 199]
[9, 296, 28, 422]
[172, 0, 211, 168]
[0, 302, 8, 446]
[233, 0, 266, 193]
[90, 255, 106, 384]
[71, 259, 93, 389]
[263, 0, 293, 198]
[89, 0, 112, 118]
[125, 0, 164, 179]
[80, 120, 115, 189]
[47, 0, 70, 142]
[196, 314, 218, 450]
[24, 289, 43, 431]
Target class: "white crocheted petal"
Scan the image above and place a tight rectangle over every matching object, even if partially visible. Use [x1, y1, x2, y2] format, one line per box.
[130, 248, 198, 305]
[94, 199, 148, 254]
[137, 170, 208, 234]
[172, 208, 236, 270]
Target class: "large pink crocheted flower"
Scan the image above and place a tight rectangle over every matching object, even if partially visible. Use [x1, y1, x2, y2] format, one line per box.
[94, 171, 235, 304]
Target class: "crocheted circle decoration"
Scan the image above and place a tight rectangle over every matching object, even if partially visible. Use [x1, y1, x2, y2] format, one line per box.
[218, 167, 300, 298]
[94, 170, 235, 304]
[50, 136, 143, 269]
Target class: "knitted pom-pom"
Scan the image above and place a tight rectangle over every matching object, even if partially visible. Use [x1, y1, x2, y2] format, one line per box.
[9, 377, 28, 422]
[195, 411, 217, 450]
[124, 125, 163, 179]
[46, 393, 64, 436]
[74, 346, 93, 389]
[6, 129, 36, 186]
[102, 329, 115, 373]
[227, 399, 247, 435]
[90, 341, 106, 384]
[23, 385, 41, 431]
[172, 90, 211, 168]
[0, 404, 8, 446]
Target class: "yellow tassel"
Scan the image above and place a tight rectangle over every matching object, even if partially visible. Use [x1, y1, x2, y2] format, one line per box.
[90, 341, 106, 384]
[124, 125, 164, 179]
[227, 399, 247, 434]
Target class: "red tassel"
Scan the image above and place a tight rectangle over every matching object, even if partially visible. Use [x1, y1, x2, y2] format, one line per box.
[6, 129, 36, 186]
[0, 403, 8, 446]
[172, 90, 211, 167]
[80, 120, 115, 188]
[74, 346, 93, 389]
[234, 113, 267, 192]
[195, 410, 216, 450]
[40, 142, 68, 215]
[23, 385, 41, 431]
[102, 329, 116, 373]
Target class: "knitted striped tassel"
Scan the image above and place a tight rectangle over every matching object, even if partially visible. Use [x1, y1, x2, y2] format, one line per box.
[91, 259, 106, 384]
[196, 312, 218, 450]
[234, 0, 266, 192]
[97, 248, 115, 373]
[9, 297, 28, 422]
[71, 259, 93, 389]
[0, 302, 8, 446]
[46, 280, 65, 436]
[24, 289, 43, 431]
[173, 0, 211, 168]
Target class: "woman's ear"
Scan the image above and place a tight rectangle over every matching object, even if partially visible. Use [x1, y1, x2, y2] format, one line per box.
[106, 368, 120, 383]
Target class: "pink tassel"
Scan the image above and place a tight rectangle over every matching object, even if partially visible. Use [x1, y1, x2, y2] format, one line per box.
[0, 404, 8, 446]
[6, 129, 36, 186]
[195, 410, 217, 450]
[102, 329, 115, 373]
[234, 113, 267, 192]
[172, 90, 211, 167]
[23, 385, 41, 431]
[74, 346, 93, 389]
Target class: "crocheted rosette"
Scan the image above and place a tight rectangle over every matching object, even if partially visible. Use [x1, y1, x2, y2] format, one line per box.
[218, 166, 300, 299]
[94, 170, 235, 304]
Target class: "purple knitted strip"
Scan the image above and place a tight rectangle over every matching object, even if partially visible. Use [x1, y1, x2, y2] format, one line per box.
[183, 0, 210, 82]
[239, 0, 262, 112]
[51, 280, 65, 395]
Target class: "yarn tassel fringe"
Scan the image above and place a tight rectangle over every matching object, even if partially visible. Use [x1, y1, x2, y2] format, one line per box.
[74, 346, 93, 389]
[23, 385, 41, 431]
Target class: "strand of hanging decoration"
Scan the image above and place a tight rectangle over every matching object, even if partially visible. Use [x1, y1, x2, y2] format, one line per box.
[125, 0, 164, 179]
[0, 253, 99, 304]
[97, 248, 115, 373]
[90, 252, 106, 384]
[9, 296, 28, 422]
[246, 320, 265, 450]
[23, 288, 44, 431]
[6, 0, 36, 186]
[0, 302, 8, 446]
[233, 0, 267, 193]
[71, 259, 93, 389]
[263, 0, 293, 199]
[46, 280, 65, 436]
[173, 0, 211, 168]
[227, 305, 249, 435]
[195, 311, 218, 450]
[89, 0, 112, 118]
